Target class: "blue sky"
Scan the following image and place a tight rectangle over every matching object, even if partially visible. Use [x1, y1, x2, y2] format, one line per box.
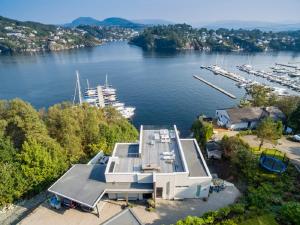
[1, 0, 300, 24]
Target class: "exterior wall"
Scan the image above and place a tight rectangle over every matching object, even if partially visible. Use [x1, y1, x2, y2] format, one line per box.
[155, 173, 177, 199]
[137, 173, 153, 183]
[105, 173, 137, 183]
[107, 193, 142, 200]
[154, 172, 212, 200]
[207, 150, 222, 159]
[174, 174, 211, 199]
[216, 110, 231, 127]
[230, 121, 258, 130]
[230, 122, 248, 130]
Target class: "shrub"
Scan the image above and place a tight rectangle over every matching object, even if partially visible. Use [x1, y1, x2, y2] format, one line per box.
[279, 202, 300, 225]
[147, 198, 155, 208]
[230, 203, 245, 215]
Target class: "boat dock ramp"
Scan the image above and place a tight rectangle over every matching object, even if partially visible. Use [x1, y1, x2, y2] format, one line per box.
[193, 75, 236, 99]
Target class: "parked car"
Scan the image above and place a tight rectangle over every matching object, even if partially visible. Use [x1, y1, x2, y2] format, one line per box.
[99, 156, 109, 164]
[49, 195, 61, 209]
[62, 198, 76, 208]
[80, 204, 94, 212]
[293, 134, 300, 142]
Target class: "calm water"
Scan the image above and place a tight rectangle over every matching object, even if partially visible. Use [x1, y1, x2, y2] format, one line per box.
[1, 42, 300, 135]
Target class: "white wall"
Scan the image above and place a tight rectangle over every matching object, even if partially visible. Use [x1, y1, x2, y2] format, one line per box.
[155, 172, 212, 200]
[137, 173, 153, 183]
[105, 173, 137, 183]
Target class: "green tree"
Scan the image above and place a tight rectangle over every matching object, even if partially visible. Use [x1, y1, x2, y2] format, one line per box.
[256, 117, 283, 151]
[275, 96, 300, 119]
[245, 85, 272, 107]
[18, 139, 68, 192]
[191, 117, 213, 147]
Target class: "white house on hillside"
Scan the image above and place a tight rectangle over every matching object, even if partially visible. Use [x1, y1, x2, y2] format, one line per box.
[216, 106, 285, 130]
[48, 125, 212, 214]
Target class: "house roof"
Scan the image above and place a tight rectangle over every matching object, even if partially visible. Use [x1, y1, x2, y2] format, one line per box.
[206, 141, 222, 152]
[222, 106, 285, 124]
[48, 164, 107, 208]
[101, 208, 144, 225]
[48, 164, 153, 208]
[180, 139, 210, 177]
[226, 107, 264, 124]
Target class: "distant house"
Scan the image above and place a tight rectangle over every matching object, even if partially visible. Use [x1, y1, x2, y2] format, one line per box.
[206, 141, 222, 159]
[216, 106, 285, 130]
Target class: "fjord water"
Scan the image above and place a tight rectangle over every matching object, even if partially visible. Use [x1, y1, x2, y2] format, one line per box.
[1, 42, 300, 135]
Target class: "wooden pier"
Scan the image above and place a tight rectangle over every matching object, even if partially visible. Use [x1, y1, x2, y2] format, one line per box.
[202, 66, 243, 82]
[193, 75, 237, 99]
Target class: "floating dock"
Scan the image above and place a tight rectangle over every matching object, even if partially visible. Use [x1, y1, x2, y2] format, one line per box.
[276, 63, 297, 69]
[96, 86, 105, 108]
[193, 75, 237, 99]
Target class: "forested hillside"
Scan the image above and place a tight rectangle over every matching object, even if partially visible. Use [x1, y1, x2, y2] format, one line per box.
[0, 99, 138, 207]
[0, 16, 100, 54]
[130, 24, 300, 52]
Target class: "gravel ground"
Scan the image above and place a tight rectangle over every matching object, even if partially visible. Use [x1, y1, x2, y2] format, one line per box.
[0, 191, 48, 225]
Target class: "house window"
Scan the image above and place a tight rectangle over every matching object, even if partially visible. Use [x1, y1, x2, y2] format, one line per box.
[156, 187, 163, 198]
[196, 185, 201, 197]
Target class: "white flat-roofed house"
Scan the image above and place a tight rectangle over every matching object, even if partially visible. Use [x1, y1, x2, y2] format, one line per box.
[48, 125, 212, 213]
[105, 125, 212, 200]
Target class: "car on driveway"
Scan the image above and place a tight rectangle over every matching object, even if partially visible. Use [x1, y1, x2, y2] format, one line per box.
[293, 134, 300, 142]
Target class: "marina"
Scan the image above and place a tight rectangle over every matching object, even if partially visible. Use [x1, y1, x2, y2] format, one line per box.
[237, 64, 300, 93]
[201, 63, 299, 96]
[3, 42, 300, 134]
[193, 75, 236, 99]
[74, 71, 136, 119]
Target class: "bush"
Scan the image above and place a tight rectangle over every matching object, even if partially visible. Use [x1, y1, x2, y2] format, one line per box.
[230, 203, 245, 215]
[238, 130, 255, 136]
[279, 202, 300, 225]
[191, 117, 213, 147]
[147, 198, 155, 208]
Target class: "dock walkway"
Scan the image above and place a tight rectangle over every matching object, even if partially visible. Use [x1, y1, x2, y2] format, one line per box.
[193, 75, 236, 99]
[97, 86, 105, 108]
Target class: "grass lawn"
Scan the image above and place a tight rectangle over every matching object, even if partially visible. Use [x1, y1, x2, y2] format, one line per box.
[240, 214, 279, 225]
[251, 147, 286, 159]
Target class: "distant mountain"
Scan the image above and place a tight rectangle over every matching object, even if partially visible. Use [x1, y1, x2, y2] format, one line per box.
[64, 17, 100, 27]
[193, 20, 300, 31]
[64, 17, 144, 29]
[132, 19, 174, 26]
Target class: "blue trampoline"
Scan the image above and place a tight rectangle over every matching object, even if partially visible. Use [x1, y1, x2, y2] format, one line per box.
[259, 150, 289, 174]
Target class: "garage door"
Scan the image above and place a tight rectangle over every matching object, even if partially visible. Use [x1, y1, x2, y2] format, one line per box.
[116, 193, 139, 200]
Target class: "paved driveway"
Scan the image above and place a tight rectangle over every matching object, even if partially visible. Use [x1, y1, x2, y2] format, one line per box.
[19, 200, 122, 225]
[19, 186, 240, 225]
[132, 186, 241, 225]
